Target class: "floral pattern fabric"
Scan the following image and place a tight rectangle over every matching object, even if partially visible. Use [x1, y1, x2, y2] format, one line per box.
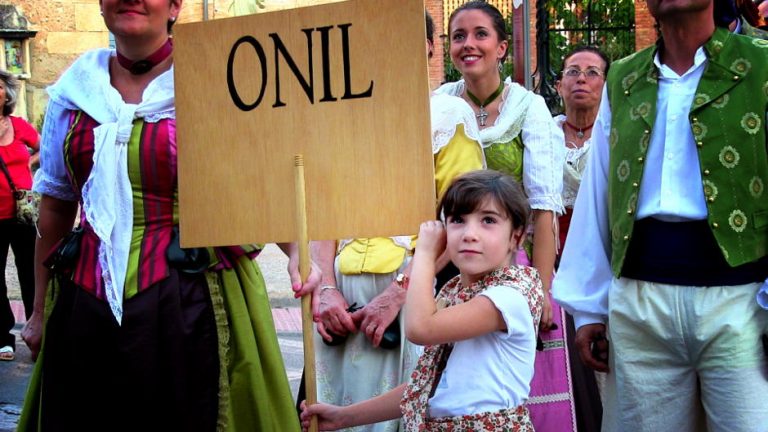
[400, 266, 543, 431]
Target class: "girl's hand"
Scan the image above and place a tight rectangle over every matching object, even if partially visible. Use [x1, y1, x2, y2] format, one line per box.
[539, 294, 554, 331]
[300, 400, 348, 431]
[416, 220, 446, 261]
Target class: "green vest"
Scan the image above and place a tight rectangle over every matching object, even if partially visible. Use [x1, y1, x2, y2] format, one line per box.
[740, 18, 768, 40]
[606, 28, 768, 276]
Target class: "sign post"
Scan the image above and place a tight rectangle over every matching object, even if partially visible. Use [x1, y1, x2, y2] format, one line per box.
[174, 0, 435, 428]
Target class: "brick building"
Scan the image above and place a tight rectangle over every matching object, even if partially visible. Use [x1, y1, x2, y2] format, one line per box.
[5, 0, 653, 125]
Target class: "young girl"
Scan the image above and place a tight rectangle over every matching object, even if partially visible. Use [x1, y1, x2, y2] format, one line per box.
[301, 170, 543, 431]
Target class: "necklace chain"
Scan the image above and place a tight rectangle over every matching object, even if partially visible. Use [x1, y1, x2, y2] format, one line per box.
[466, 81, 505, 127]
[564, 119, 594, 139]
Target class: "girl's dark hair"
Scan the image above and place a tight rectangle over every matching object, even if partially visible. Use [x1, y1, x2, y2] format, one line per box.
[439, 170, 529, 230]
[425, 10, 435, 47]
[448, 1, 508, 47]
[560, 46, 611, 77]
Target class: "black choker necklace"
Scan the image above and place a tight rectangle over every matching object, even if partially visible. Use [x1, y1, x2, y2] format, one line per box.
[466, 81, 505, 127]
[116, 38, 173, 75]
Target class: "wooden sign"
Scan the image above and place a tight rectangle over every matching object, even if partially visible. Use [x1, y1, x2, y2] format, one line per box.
[174, 0, 434, 247]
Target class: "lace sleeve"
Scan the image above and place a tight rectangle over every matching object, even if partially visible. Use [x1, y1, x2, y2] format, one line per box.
[520, 96, 565, 214]
[33, 98, 79, 201]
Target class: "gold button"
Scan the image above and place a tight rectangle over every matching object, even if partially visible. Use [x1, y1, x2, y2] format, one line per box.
[703, 169, 710, 176]
[638, 157, 644, 163]
[623, 235, 630, 241]
[708, 197, 715, 203]
[627, 209, 634, 215]
[697, 141, 703, 148]
[692, 117, 698, 123]
[712, 222, 719, 229]
[632, 182, 639, 188]
[624, 90, 630, 95]
[733, 75, 739, 81]
[644, 129, 650, 134]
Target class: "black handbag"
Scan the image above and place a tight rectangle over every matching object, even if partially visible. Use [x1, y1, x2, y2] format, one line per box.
[323, 302, 401, 350]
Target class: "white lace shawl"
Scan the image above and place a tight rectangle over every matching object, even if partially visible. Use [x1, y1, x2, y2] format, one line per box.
[430, 93, 483, 156]
[43, 49, 175, 324]
[434, 78, 565, 214]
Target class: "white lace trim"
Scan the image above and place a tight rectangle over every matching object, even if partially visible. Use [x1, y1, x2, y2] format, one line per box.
[144, 110, 176, 123]
[434, 77, 533, 147]
[430, 93, 482, 154]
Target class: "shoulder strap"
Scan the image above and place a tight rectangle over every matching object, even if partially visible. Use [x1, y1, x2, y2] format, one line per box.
[0, 154, 19, 193]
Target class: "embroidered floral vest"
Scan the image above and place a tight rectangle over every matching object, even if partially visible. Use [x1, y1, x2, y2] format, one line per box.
[606, 28, 768, 276]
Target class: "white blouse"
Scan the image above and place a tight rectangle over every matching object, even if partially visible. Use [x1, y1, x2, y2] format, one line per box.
[553, 114, 592, 208]
[435, 78, 565, 214]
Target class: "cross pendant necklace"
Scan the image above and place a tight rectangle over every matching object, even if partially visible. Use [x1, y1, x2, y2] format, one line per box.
[466, 81, 505, 127]
[476, 107, 489, 126]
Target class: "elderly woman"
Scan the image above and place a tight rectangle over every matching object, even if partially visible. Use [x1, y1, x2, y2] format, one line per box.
[555, 46, 610, 250]
[18, 0, 319, 430]
[0, 70, 39, 362]
[554, 45, 611, 432]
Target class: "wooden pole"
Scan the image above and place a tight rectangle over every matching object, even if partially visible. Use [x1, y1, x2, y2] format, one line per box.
[295, 154, 318, 432]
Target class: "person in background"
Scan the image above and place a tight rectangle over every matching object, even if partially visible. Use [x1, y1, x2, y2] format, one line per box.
[713, 0, 768, 38]
[17, 0, 320, 430]
[554, 0, 768, 430]
[0, 69, 39, 362]
[553, 46, 611, 432]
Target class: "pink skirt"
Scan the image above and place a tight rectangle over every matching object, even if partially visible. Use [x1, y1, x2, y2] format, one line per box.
[516, 249, 577, 432]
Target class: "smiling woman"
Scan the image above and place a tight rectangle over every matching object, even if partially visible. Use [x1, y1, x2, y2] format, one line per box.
[16, 0, 318, 430]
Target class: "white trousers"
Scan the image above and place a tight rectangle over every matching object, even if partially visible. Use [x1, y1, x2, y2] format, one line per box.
[601, 279, 768, 432]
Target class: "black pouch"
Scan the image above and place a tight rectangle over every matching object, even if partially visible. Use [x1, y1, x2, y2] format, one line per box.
[45, 227, 84, 272]
[166, 226, 210, 274]
[323, 302, 401, 350]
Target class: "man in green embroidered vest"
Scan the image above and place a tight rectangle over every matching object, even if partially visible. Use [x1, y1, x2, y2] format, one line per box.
[553, 0, 768, 430]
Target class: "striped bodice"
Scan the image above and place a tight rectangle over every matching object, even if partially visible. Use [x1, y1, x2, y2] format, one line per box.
[64, 111, 179, 299]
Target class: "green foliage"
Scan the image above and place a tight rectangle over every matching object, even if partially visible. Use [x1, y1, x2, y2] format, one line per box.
[547, 0, 635, 75]
[229, 0, 266, 16]
[442, 1, 635, 84]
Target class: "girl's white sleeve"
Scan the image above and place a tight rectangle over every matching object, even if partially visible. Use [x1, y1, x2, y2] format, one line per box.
[480, 286, 534, 338]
